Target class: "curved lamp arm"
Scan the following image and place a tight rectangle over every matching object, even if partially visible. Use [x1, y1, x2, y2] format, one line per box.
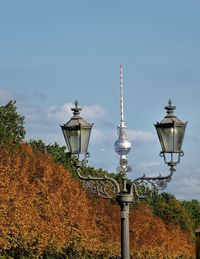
[131, 166, 175, 198]
[77, 167, 120, 199]
[76, 164, 176, 201]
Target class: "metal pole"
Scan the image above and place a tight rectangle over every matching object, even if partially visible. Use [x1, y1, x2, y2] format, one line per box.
[121, 202, 130, 259]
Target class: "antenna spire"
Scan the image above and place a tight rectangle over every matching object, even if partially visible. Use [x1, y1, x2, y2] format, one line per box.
[120, 65, 125, 126]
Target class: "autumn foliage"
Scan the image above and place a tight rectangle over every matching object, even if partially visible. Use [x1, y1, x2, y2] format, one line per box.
[0, 143, 195, 258]
[130, 203, 194, 258]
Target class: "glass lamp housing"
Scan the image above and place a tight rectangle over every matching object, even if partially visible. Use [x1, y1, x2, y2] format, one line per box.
[155, 99, 187, 154]
[61, 101, 93, 155]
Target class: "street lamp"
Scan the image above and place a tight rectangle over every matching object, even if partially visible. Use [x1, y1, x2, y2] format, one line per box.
[155, 99, 187, 167]
[61, 100, 93, 160]
[61, 65, 187, 259]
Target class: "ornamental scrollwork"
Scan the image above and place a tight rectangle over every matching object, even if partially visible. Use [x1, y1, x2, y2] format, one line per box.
[77, 168, 120, 200]
[76, 165, 176, 201]
[133, 166, 175, 198]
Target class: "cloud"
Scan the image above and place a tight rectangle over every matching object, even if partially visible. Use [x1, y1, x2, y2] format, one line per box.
[47, 102, 106, 123]
[90, 128, 115, 147]
[0, 89, 167, 154]
[90, 128, 155, 155]
[21, 100, 108, 145]
[133, 161, 164, 177]
[81, 104, 106, 120]
[136, 161, 162, 171]
[127, 129, 155, 144]
[168, 166, 200, 200]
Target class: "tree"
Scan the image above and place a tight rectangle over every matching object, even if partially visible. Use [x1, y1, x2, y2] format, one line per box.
[148, 192, 194, 233]
[28, 139, 79, 179]
[0, 100, 25, 143]
[0, 144, 100, 258]
[129, 202, 194, 258]
[0, 144, 195, 258]
[182, 199, 200, 231]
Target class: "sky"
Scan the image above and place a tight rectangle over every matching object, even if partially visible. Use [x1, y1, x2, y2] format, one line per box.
[0, 0, 200, 200]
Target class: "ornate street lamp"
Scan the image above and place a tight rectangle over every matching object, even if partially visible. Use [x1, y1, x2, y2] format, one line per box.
[61, 100, 93, 160]
[155, 99, 187, 167]
[61, 65, 187, 259]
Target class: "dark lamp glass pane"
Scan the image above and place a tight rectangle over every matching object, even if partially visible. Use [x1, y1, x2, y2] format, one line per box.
[80, 128, 92, 154]
[63, 129, 80, 153]
[62, 129, 70, 152]
[69, 130, 80, 153]
[174, 126, 185, 152]
[159, 127, 174, 152]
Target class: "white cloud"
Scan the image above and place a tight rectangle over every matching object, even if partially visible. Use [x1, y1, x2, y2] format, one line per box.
[47, 102, 106, 123]
[22, 100, 108, 145]
[181, 171, 200, 188]
[134, 161, 164, 177]
[168, 166, 200, 200]
[90, 128, 115, 147]
[127, 129, 155, 144]
[47, 104, 70, 122]
[136, 161, 162, 171]
[81, 104, 106, 120]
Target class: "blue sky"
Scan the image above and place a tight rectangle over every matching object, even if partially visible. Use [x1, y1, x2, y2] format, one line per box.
[0, 0, 200, 200]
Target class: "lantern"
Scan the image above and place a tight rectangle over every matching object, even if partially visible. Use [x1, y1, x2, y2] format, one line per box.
[61, 100, 93, 155]
[155, 99, 187, 165]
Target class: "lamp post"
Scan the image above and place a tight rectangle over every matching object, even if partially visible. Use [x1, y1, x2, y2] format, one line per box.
[61, 65, 187, 259]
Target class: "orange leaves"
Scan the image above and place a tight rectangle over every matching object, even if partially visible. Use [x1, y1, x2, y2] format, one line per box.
[129, 203, 194, 258]
[0, 144, 101, 256]
[0, 143, 195, 258]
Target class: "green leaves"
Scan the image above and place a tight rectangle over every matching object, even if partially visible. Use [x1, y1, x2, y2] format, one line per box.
[182, 199, 200, 231]
[0, 100, 25, 144]
[148, 193, 195, 233]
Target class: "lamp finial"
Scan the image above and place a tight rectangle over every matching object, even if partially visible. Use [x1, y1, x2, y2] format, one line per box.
[165, 99, 176, 118]
[71, 100, 82, 116]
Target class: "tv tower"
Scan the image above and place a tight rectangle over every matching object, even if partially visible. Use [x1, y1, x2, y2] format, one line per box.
[114, 65, 132, 171]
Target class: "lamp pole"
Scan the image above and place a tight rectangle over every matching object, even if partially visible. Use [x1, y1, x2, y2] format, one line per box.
[61, 65, 187, 259]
